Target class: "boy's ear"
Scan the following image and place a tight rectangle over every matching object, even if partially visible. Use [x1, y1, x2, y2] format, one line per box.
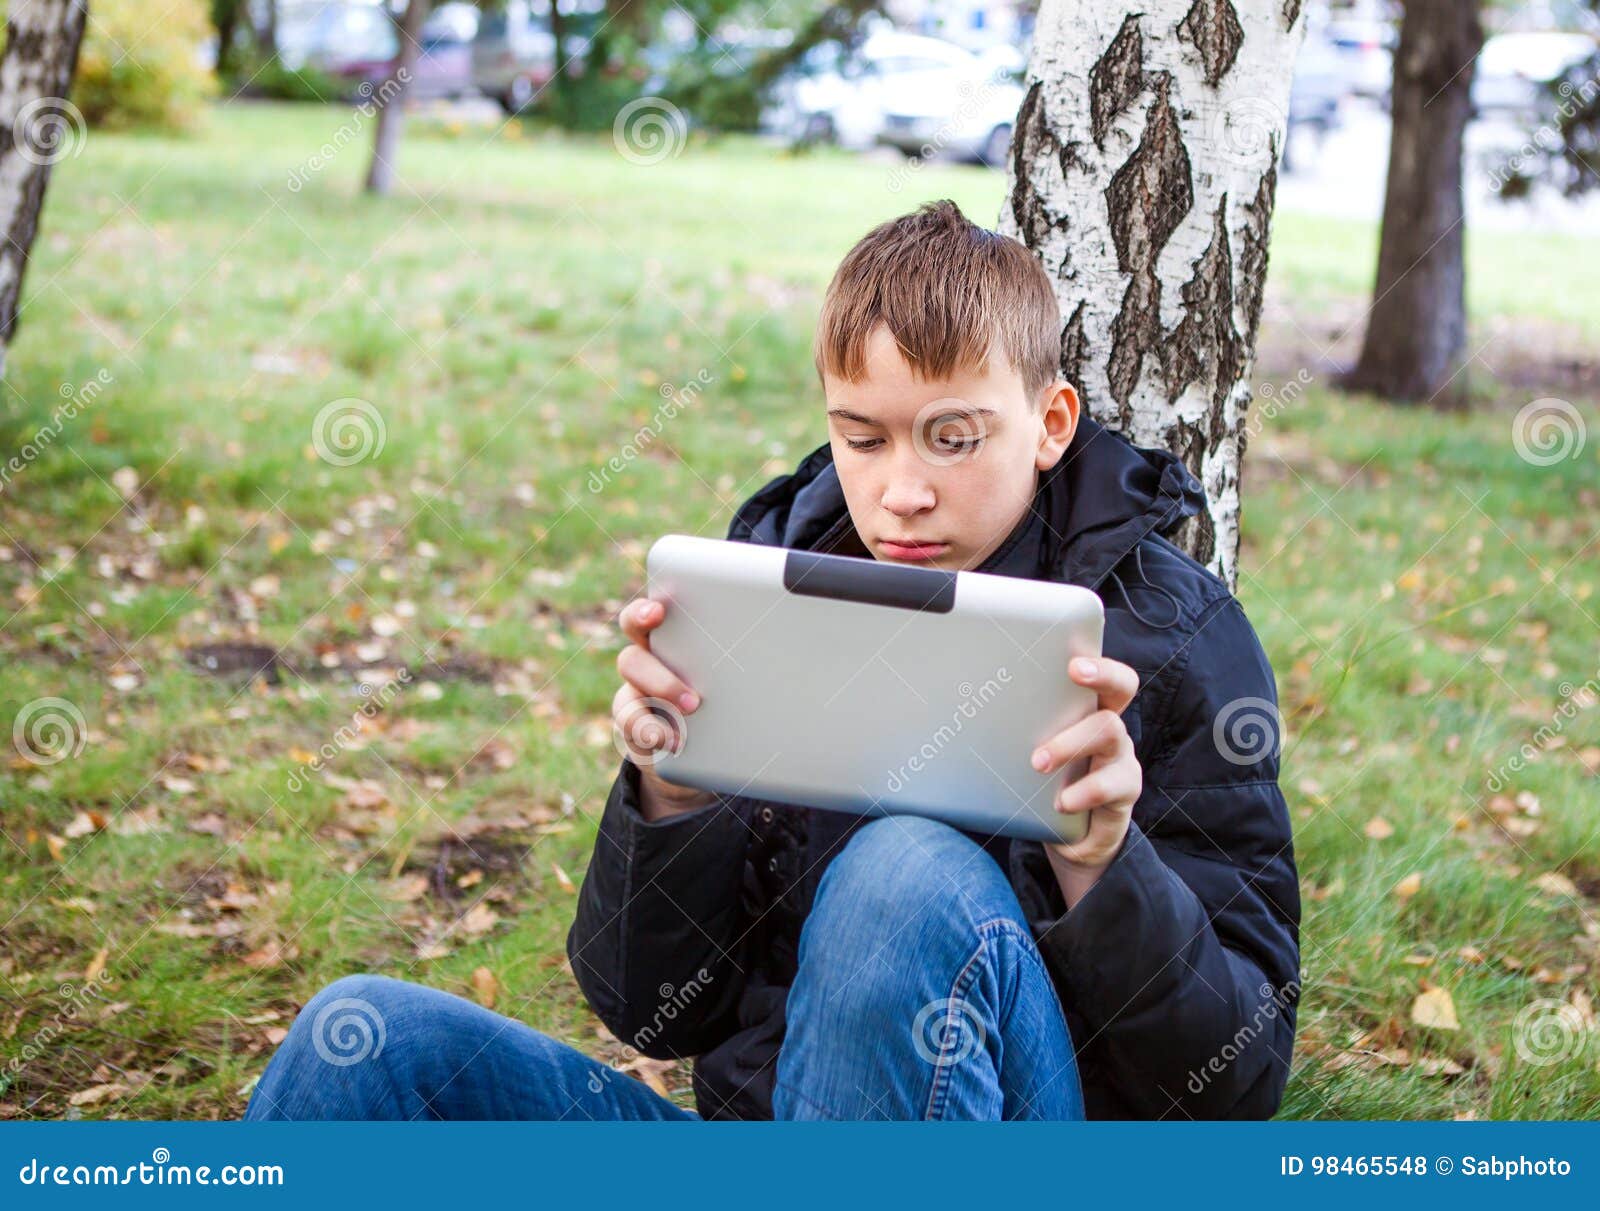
[1036, 380, 1079, 470]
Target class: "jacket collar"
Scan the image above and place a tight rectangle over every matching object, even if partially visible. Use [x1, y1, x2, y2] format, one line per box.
[726, 413, 1207, 591]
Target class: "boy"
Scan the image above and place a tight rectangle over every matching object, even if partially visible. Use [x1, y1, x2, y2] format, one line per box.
[247, 199, 1299, 1122]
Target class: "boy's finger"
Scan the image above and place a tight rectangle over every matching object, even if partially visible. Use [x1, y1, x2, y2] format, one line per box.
[617, 597, 666, 649]
[1031, 710, 1125, 773]
[1069, 656, 1139, 713]
[612, 684, 684, 757]
[1055, 762, 1138, 815]
[617, 644, 700, 713]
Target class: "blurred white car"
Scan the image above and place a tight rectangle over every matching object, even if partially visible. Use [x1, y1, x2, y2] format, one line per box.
[765, 32, 1023, 166]
[1472, 31, 1597, 115]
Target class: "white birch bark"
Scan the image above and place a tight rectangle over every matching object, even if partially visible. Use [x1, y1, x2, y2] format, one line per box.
[1000, 0, 1306, 590]
[0, 0, 89, 377]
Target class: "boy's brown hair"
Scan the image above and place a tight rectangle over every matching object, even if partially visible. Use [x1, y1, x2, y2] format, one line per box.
[813, 199, 1062, 407]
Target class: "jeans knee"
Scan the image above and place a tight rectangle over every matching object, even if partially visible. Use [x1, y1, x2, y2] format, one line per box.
[816, 816, 990, 933]
[283, 974, 402, 1069]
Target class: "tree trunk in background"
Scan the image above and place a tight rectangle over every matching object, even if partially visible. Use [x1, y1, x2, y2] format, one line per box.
[1001, 0, 1305, 592]
[0, 0, 89, 378]
[1339, 0, 1483, 405]
[364, 0, 429, 196]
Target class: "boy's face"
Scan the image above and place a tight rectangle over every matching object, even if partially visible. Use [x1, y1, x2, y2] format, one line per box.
[823, 323, 1079, 572]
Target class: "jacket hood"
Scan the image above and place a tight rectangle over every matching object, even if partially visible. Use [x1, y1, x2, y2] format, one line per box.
[726, 412, 1208, 591]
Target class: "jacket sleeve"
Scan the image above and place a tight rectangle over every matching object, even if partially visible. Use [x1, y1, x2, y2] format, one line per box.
[566, 756, 754, 1059]
[1029, 594, 1302, 1119]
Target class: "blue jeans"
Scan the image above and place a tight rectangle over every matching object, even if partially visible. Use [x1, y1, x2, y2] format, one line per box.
[244, 817, 1085, 1121]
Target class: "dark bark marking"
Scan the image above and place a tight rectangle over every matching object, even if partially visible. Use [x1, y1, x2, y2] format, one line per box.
[1009, 80, 1073, 252]
[1281, 0, 1303, 29]
[1177, 0, 1245, 88]
[1165, 197, 1243, 412]
[1104, 74, 1193, 414]
[1089, 14, 1147, 147]
[1059, 301, 1088, 393]
[1107, 267, 1162, 421]
[1105, 74, 1193, 272]
[1236, 161, 1277, 349]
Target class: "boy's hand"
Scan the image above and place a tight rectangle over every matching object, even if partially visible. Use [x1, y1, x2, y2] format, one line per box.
[1030, 656, 1143, 908]
[613, 595, 715, 821]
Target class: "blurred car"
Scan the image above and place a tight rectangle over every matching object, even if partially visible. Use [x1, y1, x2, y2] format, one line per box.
[765, 32, 1023, 166]
[471, 0, 602, 113]
[1320, 14, 1396, 101]
[1281, 26, 1347, 173]
[278, 0, 476, 100]
[1472, 31, 1597, 116]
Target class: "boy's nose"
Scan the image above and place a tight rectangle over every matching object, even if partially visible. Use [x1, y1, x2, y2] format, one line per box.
[880, 476, 935, 517]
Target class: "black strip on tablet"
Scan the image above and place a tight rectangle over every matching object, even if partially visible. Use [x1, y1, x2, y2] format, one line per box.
[782, 549, 956, 613]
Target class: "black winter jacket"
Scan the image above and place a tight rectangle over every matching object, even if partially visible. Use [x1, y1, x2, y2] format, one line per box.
[568, 413, 1301, 1119]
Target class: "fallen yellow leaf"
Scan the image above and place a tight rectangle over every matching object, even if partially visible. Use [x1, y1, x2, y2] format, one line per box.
[1364, 817, 1394, 840]
[1411, 987, 1460, 1031]
[1394, 872, 1423, 899]
[471, 965, 499, 1009]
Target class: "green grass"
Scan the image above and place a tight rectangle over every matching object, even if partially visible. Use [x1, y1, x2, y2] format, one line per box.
[1, 101, 1597, 1120]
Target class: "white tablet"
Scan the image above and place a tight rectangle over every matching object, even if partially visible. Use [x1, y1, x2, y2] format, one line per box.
[639, 533, 1104, 843]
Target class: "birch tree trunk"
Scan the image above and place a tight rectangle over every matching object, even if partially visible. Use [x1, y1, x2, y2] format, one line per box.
[1340, 0, 1482, 404]
[1000, 0, 1306, 591]
[0, 0, 89, 379]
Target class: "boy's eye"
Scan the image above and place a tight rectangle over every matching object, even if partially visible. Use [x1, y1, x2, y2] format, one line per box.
[844, 437, 882, 452]
[934, 435, 984, 453]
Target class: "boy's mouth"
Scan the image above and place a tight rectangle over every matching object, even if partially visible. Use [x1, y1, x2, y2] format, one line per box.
[879, 539, 949, 561]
